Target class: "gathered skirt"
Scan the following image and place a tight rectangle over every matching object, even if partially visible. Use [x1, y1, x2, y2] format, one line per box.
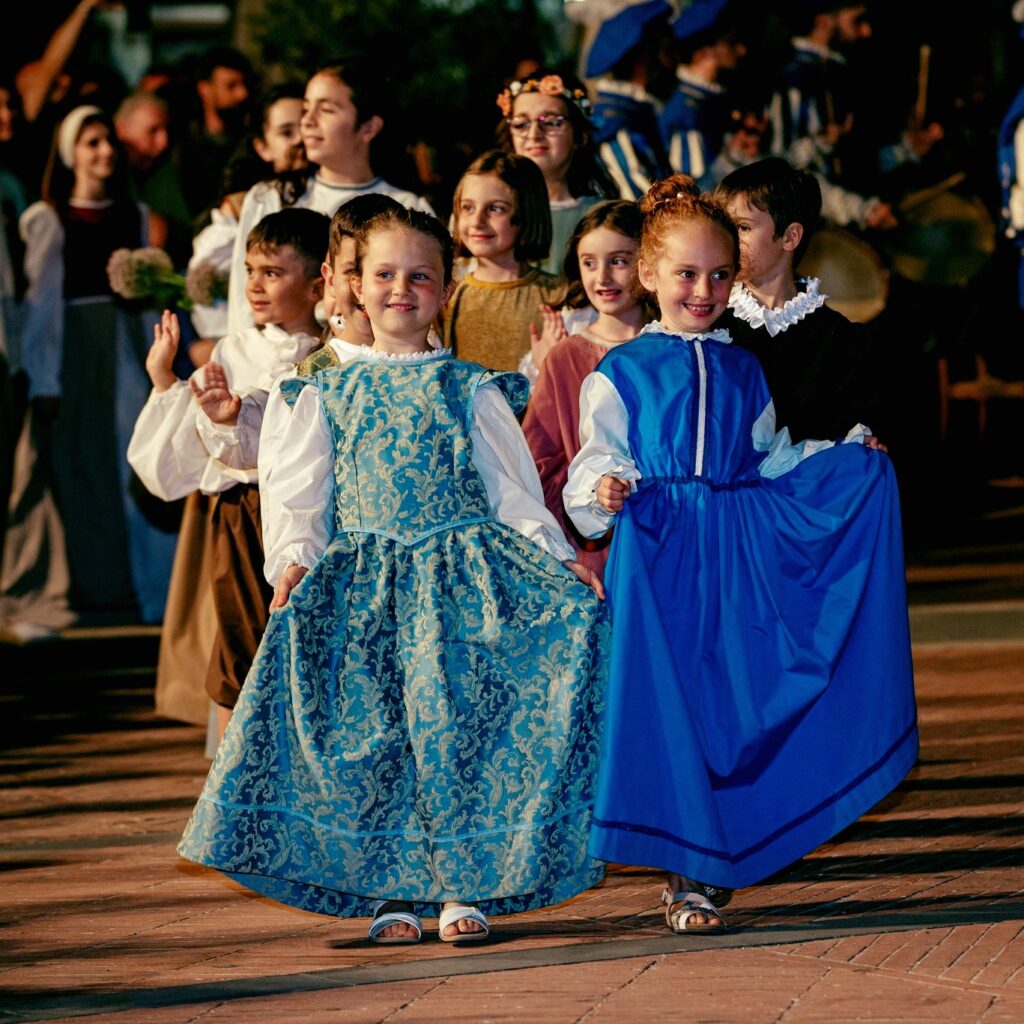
[179, 519, 608, 917]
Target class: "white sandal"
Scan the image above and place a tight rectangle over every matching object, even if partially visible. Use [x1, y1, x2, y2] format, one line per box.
[661, 889, 727, 934]
[368, 900, 422, 945]
[438, 903, 490, 943]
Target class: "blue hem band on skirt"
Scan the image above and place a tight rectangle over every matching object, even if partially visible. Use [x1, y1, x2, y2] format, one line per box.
[589, 717, 919, 889]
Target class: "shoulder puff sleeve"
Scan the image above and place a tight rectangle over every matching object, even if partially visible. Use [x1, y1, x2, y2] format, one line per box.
[194, 386, 266, 471]
[753, 399, 870, 479]
[564, 371, 640, 538]
[469, 382, 575, 562]
[19, 203, 64, 399]
[127, 380, 209, 501]
[260, 378, 334, 585]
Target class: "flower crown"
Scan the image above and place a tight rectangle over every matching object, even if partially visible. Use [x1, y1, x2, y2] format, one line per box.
[496, 74, 593, 120]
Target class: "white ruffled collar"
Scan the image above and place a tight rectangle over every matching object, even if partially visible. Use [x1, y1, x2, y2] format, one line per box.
[261, 322, 318, 345]
[639, 320, 732, 344]
[359, 346, 451, 363]
[791, 36, 847, 65]
[728, 279, 827, 337]
[595, 78, 663, 111]
[675, 65, 724, 95]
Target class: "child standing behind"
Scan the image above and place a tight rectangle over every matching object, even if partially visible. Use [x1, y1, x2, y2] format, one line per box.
[128, 209, 329, 741]
[715, 157, 887, 444]
[565, 176, 916, 933]
[522, 199, 650, 573]
[180, 204, 606, 945]
[259, 194, 403, 554]
[444, 151, 566, 372]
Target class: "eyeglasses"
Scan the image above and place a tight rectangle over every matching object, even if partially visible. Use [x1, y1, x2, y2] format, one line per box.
[506, 114, 568, 136]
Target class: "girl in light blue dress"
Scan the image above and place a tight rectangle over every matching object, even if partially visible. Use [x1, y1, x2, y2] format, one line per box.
[179, 205, 607, 945]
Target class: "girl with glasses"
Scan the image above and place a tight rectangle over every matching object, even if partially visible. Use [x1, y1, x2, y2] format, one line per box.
[496, 71, 617, 276]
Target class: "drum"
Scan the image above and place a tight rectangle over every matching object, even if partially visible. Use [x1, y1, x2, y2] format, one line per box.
[882, 179, 996, 288]
[796, 226, 889, 323]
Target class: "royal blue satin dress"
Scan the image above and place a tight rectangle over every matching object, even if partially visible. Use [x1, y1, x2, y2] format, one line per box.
[586, 331, 918, 889]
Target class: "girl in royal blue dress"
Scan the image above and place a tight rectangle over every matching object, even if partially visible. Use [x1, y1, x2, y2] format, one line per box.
[179, 204, 607, 946]
[564, 175, 917, 933]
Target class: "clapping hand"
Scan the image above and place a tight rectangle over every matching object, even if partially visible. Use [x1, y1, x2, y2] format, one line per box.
[146, 309, 179, 392]
[191, 360, 241, 425]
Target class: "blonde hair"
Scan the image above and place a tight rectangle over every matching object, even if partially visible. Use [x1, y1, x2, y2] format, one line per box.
[639, 174, 739, 271]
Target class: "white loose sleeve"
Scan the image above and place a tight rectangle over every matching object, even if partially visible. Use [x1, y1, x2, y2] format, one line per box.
[195, 388, 267, 470]
[188, 208, 237, 338]
[564, 371, 641, 539]
[127, 381, 209, 500]
[753, 400, 870, 479]
[470, 383, 575, 562]
[19, 203, 64, 399]
[260, 382, 334, 585]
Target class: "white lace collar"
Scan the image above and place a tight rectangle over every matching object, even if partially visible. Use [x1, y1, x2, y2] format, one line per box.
[728, 278, 827, 337]
[791, 36, 846, 65]
[358, 346, 451, 363]
[675, 65, 724, 94]
[596, 78, 662, 110]
[261, 322, 318, 345]
[639, 320, 732, 344]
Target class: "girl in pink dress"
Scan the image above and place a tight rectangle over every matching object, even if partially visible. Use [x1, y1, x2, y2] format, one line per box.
[521, 200, 653, 574]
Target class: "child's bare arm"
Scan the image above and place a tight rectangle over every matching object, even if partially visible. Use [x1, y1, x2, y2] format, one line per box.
[269, 564, 308, 611]
[596, 475, 632, 513]
[191, 361, 242, 425]
[146, 309, 179, 393]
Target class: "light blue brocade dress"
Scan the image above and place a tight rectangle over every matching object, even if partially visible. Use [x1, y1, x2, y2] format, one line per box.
[178, 353, 607, 918]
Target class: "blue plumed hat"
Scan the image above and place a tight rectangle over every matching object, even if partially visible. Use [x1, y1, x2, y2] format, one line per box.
[585, 0, 673, 77]
[670, 0, 731, 43]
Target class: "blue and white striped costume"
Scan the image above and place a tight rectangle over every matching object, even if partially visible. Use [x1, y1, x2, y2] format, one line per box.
[593, 79, 670, 200]
[660, 66, 728, 185]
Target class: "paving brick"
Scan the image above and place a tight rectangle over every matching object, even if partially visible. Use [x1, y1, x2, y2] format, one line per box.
[2, 630, 1023, 1022]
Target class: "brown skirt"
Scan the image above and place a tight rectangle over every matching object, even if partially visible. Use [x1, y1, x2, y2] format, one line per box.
[204, 483, 273, 708]
[154, 491, 217, 725]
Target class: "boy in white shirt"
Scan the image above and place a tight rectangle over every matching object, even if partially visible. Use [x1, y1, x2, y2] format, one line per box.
[129, 208, 329, 739]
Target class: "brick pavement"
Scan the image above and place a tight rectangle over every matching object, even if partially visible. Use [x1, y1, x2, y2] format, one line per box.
[1, 610, 1022, 1022]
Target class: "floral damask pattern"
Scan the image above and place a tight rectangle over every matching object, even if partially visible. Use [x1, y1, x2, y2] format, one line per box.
[179, 357, 608, 918]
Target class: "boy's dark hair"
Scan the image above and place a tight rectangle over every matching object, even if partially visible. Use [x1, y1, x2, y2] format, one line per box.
[315, 54, 389, 127]
[353, 206, 455, 284]
[246, 208, 331, 278]
[198, 46, 252, 83]
[562, 199, 655, 320]
[328, 193, 404, 265]
[714, 157, 822, 264]
[452, 149, 551, 263]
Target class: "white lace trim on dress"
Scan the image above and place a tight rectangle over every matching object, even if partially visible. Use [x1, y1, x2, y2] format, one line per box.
[638, 320, 733, 344]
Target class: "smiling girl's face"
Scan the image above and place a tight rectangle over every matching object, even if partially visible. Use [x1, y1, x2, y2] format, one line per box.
[352, 225, 450, 347]
[509, 92, 575, 185]
[638, 219, 735, 334]
[578, 226, 640, 319]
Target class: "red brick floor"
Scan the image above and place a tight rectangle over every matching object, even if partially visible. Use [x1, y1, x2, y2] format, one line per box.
[1, 632, 1022, 1022]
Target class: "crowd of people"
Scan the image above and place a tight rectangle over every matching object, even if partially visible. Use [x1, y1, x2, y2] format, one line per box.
[0, 0, 1017, 943]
